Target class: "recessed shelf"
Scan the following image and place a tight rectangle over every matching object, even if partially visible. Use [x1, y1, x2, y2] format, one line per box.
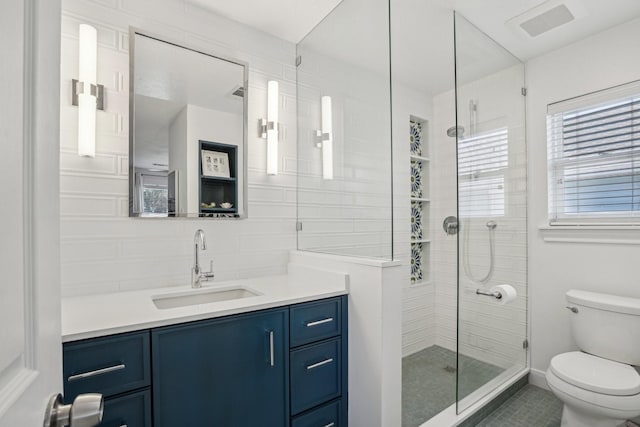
[411, 197, 431, 202]
[200, 176, 237, 182]
[410, 280, 433, 287]
[410, 155, 430, 162]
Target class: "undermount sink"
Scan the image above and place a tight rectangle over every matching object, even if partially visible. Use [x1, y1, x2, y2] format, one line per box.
[152, 286, 261, 310]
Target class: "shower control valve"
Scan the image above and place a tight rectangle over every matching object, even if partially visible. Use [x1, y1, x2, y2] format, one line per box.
[443, 216, 459, 235]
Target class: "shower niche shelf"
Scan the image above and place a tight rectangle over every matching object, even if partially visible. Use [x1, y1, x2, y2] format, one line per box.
[410, 116, 431, 285]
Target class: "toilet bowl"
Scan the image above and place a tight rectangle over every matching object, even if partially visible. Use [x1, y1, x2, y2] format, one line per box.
[546, 352, 640, 426]
[545, 290, 640, 427]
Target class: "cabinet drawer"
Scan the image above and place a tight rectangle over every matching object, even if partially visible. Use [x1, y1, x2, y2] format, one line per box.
[292, 400, 341, 427]
[63, 331, 150, 401]
[100, 389, 151, 427]
[291, 338, 341, 415]
[291, 298, 341, 347]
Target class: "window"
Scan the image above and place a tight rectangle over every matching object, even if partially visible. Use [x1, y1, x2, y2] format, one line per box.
[135, 171, 168, 215]
[547, 81, 640, 225]
[458, 127, 508, 217]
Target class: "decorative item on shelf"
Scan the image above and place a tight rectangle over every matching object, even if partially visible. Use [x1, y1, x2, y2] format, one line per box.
[259, 80, 279, 175]
[410, 244, 423, 283]
[411, 205, 423, 240]
[201, 150, 230, 178]
[410, 120, 422, 156]
[410, 160, 423, 198]
[201, 202, 216, 209]
[73, 24, 105, 158]
[220, 202, 233, 209]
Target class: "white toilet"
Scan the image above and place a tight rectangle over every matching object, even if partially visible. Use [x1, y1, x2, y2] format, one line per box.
[546, 290, 640, 427]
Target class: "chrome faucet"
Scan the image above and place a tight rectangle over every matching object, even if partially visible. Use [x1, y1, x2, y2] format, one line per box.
[191, 229, 215, 288]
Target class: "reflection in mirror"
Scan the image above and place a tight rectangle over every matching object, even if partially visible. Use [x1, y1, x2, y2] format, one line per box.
[130, 30, 248, 218]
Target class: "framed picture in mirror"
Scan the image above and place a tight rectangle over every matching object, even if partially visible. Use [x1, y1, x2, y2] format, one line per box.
[201, 150, 230, 178]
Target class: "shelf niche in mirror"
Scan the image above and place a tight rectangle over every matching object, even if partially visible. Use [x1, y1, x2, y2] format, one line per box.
[129, 29, 248, 218]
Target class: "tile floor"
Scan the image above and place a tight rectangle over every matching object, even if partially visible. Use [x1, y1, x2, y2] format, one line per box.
[475, 384, 562, 426]
[402, 345, 505, 427]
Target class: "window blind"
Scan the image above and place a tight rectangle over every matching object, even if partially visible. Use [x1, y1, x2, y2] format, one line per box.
[458, 128, 508, 217]
[547, 82, 640, 224]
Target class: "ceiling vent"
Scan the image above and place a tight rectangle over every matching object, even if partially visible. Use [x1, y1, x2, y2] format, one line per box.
[231, 86, 245, 98]
[520, 4, 575, 37]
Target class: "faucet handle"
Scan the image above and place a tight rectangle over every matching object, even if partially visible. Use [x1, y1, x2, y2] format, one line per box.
[202, 260, 215, 281]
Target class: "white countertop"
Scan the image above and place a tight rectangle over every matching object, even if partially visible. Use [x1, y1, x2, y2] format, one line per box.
[62, 265, 349, 342]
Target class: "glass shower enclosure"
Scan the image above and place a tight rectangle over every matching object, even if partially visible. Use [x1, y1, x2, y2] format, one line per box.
[295, 1, 528, 425]
[454, 11, 528, 415]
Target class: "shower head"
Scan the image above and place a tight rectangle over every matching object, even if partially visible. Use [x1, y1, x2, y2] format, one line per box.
[446, 125, 465, 138]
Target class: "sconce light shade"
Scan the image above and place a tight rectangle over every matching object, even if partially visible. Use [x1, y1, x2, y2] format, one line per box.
[77, 24, 98, 157]
[266, 80, 279, 175]
[321, 96, 333, 180]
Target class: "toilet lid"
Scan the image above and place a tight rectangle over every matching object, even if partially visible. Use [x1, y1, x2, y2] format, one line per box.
[550, 352, 640, 396]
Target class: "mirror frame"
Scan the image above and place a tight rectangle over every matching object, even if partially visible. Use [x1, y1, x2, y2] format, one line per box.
[128, 27, 249, 219]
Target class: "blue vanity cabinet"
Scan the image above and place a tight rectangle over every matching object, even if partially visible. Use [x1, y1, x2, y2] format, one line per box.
[151, 308, 289, 427]
[62, 331, 151, 427]
[290, 296, 348, 426]
[63, 295, 348, 427]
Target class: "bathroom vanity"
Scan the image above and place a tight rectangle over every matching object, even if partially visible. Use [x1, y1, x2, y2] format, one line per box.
[61, 274, 348, 426]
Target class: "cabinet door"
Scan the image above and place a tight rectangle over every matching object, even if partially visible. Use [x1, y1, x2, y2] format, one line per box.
[152, 309, 289, 427]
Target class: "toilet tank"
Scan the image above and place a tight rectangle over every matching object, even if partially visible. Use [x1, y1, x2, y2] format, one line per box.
[567, 290, 640, 366]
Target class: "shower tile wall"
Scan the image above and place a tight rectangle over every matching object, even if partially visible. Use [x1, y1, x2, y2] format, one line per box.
[431, 65, 527, 369]
[393, 84, 437, 357]
[60, 0, 298, 296]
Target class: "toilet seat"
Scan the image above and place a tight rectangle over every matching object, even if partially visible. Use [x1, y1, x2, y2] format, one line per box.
[546, 354, 640, 415]
[550, 351, 640, 396]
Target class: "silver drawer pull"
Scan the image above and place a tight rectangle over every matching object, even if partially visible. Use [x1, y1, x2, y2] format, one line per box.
[120, 425, 128, 427]
[307, 358, 334, 370]
[67, 364, 126, 381]
[324, 423, 335, 427]
[269, 331, 275, 367]
[306, 317, 334, 327]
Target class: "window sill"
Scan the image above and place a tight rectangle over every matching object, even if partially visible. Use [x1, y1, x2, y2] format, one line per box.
[539, 224, 640, 245]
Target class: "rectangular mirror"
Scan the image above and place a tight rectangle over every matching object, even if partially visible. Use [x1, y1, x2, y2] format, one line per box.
[129, 30, 248, 218]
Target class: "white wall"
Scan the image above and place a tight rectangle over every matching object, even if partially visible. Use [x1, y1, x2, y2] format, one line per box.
[60, 0, 297, 296]
[527, 17, 640, 379]
[168, 105, 188, 212]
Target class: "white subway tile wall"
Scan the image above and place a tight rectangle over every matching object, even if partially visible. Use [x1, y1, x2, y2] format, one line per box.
[430, 65, 528, 369]
[60, 0, 297, 296]
[295, 5, 393, 260]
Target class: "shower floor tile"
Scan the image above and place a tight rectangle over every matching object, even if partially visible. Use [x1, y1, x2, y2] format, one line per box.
[402, 345, 504, 427]
[475, 384, 562, 427]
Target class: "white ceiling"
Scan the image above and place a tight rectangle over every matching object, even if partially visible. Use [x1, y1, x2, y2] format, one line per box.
[186, 0, 343, 43]
[188, 0, 640, 95]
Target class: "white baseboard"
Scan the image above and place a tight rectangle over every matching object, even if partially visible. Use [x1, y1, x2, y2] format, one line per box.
[528, 368, 550, 390]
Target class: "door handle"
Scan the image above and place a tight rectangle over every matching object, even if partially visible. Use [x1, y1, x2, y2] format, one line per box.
[43, 393, 104, 427]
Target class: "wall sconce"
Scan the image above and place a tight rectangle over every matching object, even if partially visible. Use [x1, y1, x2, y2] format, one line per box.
[315, 96, 333, 180]
[259, 80, 279, 175]
[72, 24, 104, 158]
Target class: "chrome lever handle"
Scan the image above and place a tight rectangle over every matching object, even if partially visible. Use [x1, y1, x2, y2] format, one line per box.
[566, 306, 579, 314]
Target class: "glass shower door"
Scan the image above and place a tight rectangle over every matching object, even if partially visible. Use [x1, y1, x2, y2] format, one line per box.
[454, 12, 528, 413]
